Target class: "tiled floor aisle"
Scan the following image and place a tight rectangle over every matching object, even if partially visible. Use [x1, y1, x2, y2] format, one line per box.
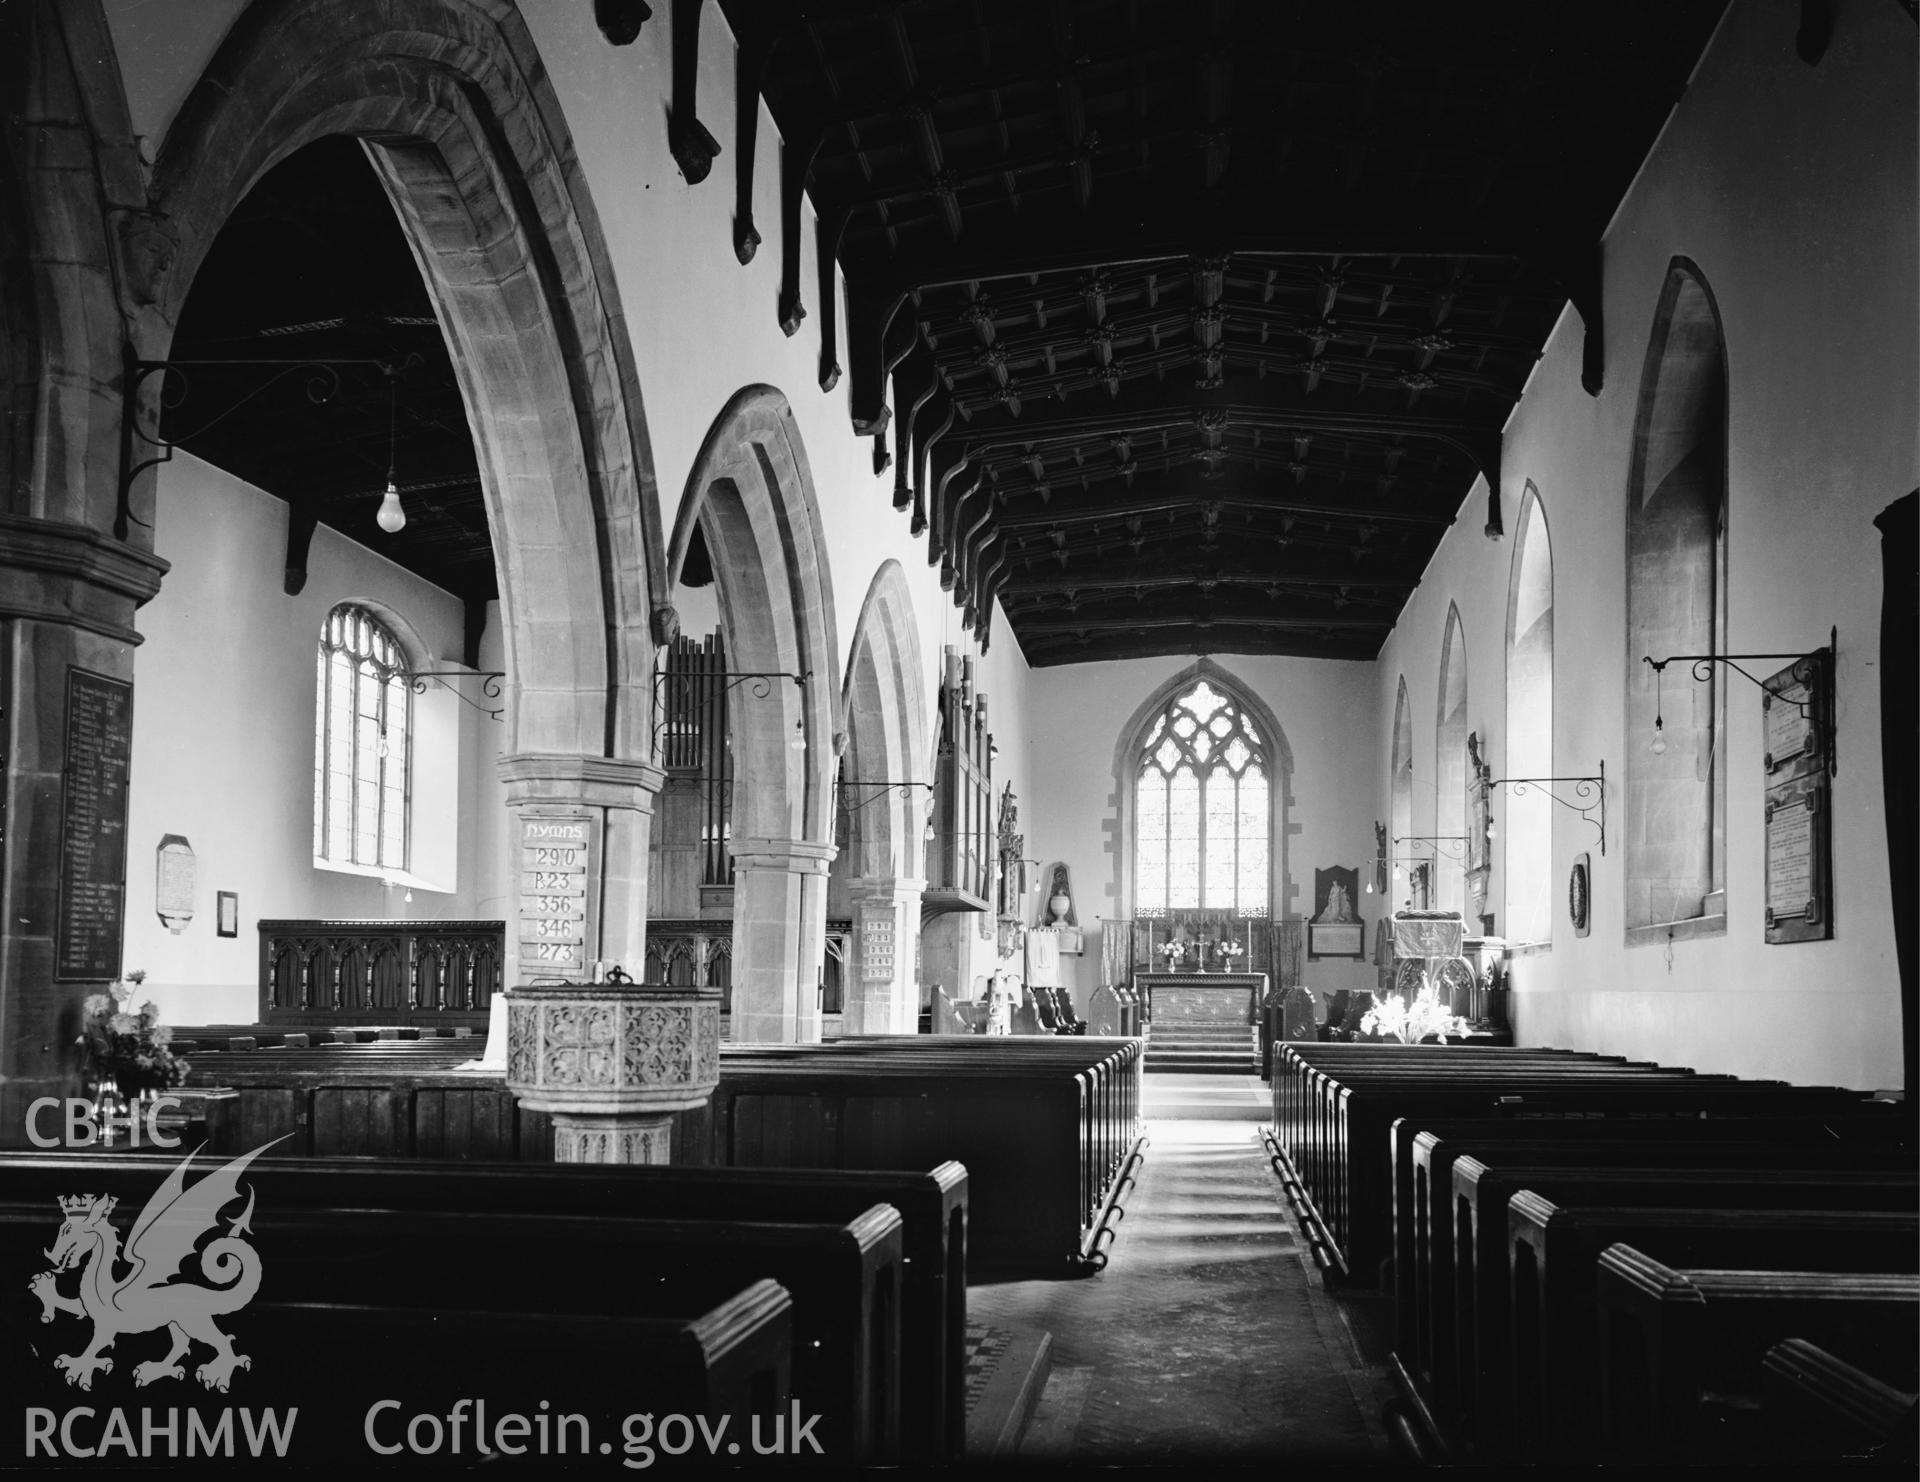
[968, 1073, 1404, 1469]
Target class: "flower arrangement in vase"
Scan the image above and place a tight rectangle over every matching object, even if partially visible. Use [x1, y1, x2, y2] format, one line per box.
[1216, 940, 1246, 971]
[1359, 975, 1474, 1045]
[1156, 939, 1187, 968]
[76, 970, 190, 1102]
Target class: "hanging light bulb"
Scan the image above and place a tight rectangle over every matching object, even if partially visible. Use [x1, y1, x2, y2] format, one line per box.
[789, 716, 807, 751]
[1486, 819, 1497, 839]
[376, 364, 406, 533]
[1648, 660, 1668, 754]
[376, 478, 406, 534]
[923, 816, 936, 844]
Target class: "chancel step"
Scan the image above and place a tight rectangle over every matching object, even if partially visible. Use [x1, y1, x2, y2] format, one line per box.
[1145, 1024, 1259, 1074]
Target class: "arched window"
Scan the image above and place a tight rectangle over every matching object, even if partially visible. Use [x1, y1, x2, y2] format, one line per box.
[1389, 677, 1417, 907]
[1626, 259, 1727, 934]
[1505, 486, 1555, 942]
[1435, 606, 1469, 914]
[314, 604, 411, 870]
[1134, 679, 1269, 914]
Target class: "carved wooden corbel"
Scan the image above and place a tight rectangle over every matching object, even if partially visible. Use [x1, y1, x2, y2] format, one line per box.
[668, 0, 720, 184]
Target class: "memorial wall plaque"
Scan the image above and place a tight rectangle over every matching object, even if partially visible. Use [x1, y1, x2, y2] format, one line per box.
[56, 669, 133, 980]
[155, 834, 195, 933]
[1762, 649, 1833, 945]
[517, 813, 599, 979]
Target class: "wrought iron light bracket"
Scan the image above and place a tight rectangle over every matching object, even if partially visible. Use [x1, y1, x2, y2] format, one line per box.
[1643, 629, 1835, 773]
[410, 670, 506, 722]
[1488, 763, 1607, 854]
[836, 780, 934, 819]
[1393, 834, 1469, 862]
[650, 665, 809, 753]
[116, 348, 408, 541]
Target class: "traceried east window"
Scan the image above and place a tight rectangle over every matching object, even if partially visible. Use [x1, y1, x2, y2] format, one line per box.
[314, 604, 411, 870]
[1134, 680, 1269, 914]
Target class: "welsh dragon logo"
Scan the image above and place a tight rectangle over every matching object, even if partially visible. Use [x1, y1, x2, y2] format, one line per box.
[28, 1139, 286, 1392]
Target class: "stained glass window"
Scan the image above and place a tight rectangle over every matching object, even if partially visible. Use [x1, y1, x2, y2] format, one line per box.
[315, 604, 411, 870]
[1134, 680, 1270, 913]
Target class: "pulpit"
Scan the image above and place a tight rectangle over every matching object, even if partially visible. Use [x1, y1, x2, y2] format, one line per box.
[1135, 971, 1267, 1026]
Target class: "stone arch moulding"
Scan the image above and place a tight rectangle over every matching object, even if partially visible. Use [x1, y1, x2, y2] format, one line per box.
[840, 560, 932, 885]
[1106, 657, 1298, 925]
[837, 559, 931, 1034]
[669, 385, 843, 852]
[141, 0, 666, 763]
[670, 386, 840, 1044]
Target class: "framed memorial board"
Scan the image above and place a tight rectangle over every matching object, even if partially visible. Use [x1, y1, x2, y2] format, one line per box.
[56, 669, 133, 981]
[517, 813, 600, 980]
[1762, 647, 1833, 945]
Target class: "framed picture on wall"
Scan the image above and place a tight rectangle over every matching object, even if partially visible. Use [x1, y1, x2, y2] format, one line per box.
[216, 891, 239, 938]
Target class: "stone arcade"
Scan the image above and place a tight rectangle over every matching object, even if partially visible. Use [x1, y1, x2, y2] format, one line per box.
[1, 0, 1913, 1468]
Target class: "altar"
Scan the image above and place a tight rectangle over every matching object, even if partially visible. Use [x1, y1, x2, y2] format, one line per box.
[1135, 971, 1267, 1026]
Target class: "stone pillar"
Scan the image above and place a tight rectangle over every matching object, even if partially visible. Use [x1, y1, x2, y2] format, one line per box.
[497, 753, 665, 987]
[728, 836, 835, 1042]
[0, 518, 168, 1147]
[505, 980, 721, 1163]
[845, 876, 925, 1035]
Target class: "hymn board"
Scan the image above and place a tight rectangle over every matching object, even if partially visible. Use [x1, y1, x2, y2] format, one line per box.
[517, 814, 601, 981]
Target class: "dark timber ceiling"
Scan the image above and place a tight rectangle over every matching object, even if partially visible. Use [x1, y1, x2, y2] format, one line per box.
[164, 5, 1728, 669]
[719, 0, 1727, 665]
[164, 137, 493, 614]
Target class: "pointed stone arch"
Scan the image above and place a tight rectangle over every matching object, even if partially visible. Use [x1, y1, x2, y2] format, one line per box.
[143, 0, 665, 765]
[670, 386, 841, 1041]
[116, 0, 675, 1001]
[836, 560, 931, 1033]
[1108, 657, 1298, 923]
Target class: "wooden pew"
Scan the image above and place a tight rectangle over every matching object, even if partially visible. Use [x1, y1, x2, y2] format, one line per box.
[1760, 1338, 1918, 1466]
[0, 1153, 964, 1465]
[186, 1031, 1141, 1276]
[1275, 1046, 1879, 1282]
[234, 1288, 794, 1463]
[1594, 1246, 1920, 1463]
[1387, 1111, 1912, 1365]
[1446, 1158, 1919, 1456]
[713, 1039, 1143, 1273]
[0, 1200, 904, 1465]
[1507, 1198, 1919, 1463]
[1410, 1130, 1914, 1423]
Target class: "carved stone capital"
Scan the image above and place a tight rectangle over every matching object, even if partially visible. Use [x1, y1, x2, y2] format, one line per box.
[0, 515, 171, 644]
[498, 752, 666, 810]
[729, 836, 837, 874]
